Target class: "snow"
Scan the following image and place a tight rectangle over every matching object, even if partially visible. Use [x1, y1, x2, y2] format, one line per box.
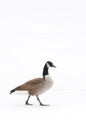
[1, 91, 86, 130]
[0, 0, 86, 129]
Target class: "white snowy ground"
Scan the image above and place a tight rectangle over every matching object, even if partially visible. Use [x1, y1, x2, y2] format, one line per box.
[0, 0, 86, 130]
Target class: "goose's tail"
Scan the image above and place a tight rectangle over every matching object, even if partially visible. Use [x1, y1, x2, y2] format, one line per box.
[10, 89, 16, 94]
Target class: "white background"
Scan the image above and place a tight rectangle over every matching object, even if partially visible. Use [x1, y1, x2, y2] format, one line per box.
[0, 0, 86, 130]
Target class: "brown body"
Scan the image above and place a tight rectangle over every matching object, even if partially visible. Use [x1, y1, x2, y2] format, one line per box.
[13, 76, 53, 96]
[15, 78, 44, 95]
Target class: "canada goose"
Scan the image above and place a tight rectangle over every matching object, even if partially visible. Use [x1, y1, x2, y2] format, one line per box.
[10, 61, 56, 106]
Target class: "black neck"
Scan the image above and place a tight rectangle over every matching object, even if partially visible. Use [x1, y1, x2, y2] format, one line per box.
[43, 64, 49, 78]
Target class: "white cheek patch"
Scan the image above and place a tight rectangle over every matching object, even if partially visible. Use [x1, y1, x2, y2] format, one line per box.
[47, 63, 50, 68]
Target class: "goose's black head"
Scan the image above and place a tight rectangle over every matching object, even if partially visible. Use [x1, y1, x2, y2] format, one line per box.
[43, 61, 56, 78]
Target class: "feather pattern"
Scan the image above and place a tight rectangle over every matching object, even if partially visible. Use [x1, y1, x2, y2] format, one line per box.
[12, 75, 53, 95]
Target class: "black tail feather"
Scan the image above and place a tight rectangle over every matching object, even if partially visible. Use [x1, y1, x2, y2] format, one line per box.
[10, 89, 16, 94]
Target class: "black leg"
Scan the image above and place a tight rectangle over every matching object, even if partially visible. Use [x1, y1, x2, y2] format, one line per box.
[25, 95, 33, 105]
[36, 95, 49, 106]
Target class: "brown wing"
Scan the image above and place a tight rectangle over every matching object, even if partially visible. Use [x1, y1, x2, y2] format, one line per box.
[15, 78, 44, 91]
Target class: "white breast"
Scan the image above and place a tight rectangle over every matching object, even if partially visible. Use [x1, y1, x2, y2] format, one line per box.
[37, 75, 54, 95]
[44, 75, 54, 87]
